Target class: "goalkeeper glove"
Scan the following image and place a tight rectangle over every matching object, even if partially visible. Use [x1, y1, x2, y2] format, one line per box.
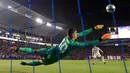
[94, 24, 104, 30]
[101, 33, 111, 40]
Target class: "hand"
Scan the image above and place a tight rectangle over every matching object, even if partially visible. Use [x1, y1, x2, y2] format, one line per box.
[101, 33, 111, 40]
[94, 24, 104, 30]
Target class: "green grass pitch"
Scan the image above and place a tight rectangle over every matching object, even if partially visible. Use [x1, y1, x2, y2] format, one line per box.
[0, 60, 129, 73]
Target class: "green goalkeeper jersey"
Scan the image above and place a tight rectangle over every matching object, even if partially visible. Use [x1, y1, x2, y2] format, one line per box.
[57, 28, 100, 58]
[20, 28, 101, 66]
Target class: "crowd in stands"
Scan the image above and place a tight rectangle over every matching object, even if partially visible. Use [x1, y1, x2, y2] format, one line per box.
[0, 39, 129, 60]
[64, 46, 130, 60]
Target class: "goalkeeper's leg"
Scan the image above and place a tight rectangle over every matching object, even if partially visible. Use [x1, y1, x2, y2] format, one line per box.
[19, 47, 48, 55]
[9, 46, 48, 56]
[20, 60, 43, 66]
[20, 46, 58, 66]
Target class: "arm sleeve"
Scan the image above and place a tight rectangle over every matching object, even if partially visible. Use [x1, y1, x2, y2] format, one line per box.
[99, 48, 103, 52]
[71, 39, 100, 49]
[77, 28, 94, 37]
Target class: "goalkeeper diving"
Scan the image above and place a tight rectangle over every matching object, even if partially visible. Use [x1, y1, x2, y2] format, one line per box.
[9, 24, 111, 66]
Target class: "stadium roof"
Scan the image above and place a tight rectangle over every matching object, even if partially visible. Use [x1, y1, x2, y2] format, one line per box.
[0, 0, 130, 44]
[0, 0, 67, 37]
[12, 0, 130, 40]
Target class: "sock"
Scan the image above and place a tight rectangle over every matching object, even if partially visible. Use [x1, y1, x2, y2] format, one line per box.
[102, 56, 105, 62]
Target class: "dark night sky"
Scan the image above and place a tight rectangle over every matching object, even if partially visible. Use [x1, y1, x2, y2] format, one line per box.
[13, 0, 130, 40]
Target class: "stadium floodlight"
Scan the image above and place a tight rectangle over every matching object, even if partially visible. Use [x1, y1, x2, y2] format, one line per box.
[36, 18, 43, 24]
[8, 6, 12, 9]
[40, 38, 43, 41]
[56, 26, 62, 30]
[25, 14, 32, 18]
[46, 23, 52, 27]
[115, 44, 119, 46]
[5, 32, 9, 35]
[8, 5, 18, 12]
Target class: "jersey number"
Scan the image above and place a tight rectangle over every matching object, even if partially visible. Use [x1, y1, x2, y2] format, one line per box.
[59, 43, 68, 53]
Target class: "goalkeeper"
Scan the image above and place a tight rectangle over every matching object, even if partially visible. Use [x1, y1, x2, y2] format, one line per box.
[9, 24, 110, 66]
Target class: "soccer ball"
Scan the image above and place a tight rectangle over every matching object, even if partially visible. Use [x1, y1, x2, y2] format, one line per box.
[106, 4, 116, 13]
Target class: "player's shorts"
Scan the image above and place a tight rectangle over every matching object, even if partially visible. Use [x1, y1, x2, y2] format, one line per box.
[93, 54, 101, 58]
[41, 46, 58, 65]
[41, 46, 69, 65]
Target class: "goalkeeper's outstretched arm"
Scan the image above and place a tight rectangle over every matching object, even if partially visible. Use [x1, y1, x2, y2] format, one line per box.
[77, 28, 93, 37]
[71, 39, 101, 49]
[71, 33, 110, 49]
[77, 25, 104, 37]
